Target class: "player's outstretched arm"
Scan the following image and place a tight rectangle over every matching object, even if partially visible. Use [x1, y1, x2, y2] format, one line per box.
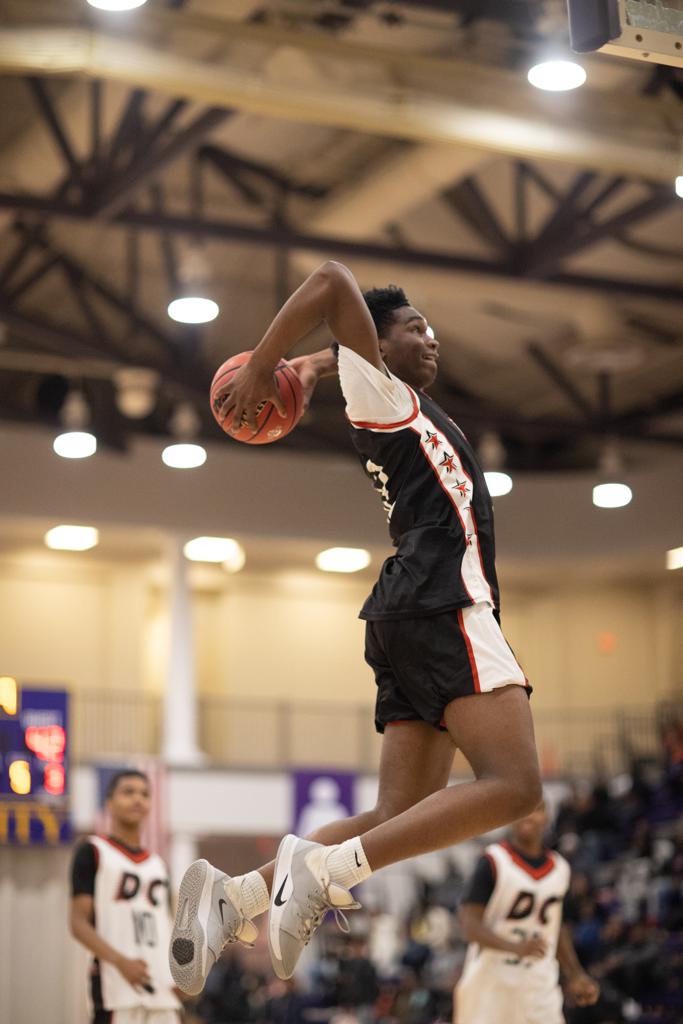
[69, 894, 152, 991]
[557, 924, 600, 1006]
[458, 903, 547, 958]
[216, 260, 379, 432]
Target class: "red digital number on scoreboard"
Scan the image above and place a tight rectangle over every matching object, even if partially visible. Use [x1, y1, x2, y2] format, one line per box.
[24, 725, 66, 762]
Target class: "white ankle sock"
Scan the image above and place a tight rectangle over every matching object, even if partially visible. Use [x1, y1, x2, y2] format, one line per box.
[229, 870, 270, 919]
[325, 837, 372, 890]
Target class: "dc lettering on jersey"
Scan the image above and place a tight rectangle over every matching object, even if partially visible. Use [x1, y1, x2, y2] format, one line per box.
[115, 870, 169, 907]
[506, 890, 562, 924]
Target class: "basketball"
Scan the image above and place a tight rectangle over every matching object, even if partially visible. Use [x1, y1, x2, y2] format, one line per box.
[209, 351, 304, 445]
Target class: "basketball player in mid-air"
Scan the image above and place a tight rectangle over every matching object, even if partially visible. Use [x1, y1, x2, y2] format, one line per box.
[70, 769, 181, 1024]
[454, 802, 599, 1023]
[170, 260, 542, 992]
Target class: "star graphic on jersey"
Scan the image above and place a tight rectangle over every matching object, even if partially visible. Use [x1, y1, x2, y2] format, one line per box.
[440, 452, 457, 473]
[455, 478, 469, 496]
[425, 430, 441, 451]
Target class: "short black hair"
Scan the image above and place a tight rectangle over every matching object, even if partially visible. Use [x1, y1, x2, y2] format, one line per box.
[106, 769, 149, 799]
[363, 285, 410, 338]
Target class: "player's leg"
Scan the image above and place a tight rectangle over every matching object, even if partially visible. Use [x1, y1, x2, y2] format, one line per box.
[257, 718, 456, 891]
[170, 717, 454, 992]
[359, 683, 540, 868]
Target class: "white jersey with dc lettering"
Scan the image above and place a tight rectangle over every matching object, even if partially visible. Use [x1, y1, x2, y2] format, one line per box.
[455, 842, 570, 1024]
[89, 835, 180, 1012]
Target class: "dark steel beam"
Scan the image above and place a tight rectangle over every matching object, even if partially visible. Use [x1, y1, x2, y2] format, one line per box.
[1, 191, 683, 304]
[143, 98, 187, 152]
[91, 107, 232, 220]
[200, 144, 326, 199]
[4, 252, 61, 305]
[443, 176, 512, 254]
[514, 163, 528, 243]
[149, 184, 180, 293]
[526, 188, 675, 276]
[61, 263, 113, 351]
[527, 170, 597, 255]
[90, 79, 103, 167]
[527, 342, 595, 420]
[26, 77, 85, 193]
[0, 231, 41, 291]
[106, 89, 148, 170]
[13, 223, 179, 363]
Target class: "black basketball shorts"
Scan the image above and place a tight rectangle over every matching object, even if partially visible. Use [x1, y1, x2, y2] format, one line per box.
[365, 602, 531, 734]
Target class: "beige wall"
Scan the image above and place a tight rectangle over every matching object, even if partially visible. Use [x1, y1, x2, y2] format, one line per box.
[0, 550, 680, 715]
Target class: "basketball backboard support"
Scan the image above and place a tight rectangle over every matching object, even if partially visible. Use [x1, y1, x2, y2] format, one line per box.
[568, 0, 683, 69]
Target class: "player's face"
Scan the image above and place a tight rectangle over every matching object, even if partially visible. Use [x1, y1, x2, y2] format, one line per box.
[379, 306, 439, 390]
[510, 804, 548, 846]
[107, 776, 151, 828]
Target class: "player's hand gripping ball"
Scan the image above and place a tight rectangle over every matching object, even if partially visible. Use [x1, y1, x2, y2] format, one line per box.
[210, 350, 304, 445]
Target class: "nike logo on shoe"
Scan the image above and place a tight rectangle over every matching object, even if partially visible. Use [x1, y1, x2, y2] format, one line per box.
[274, 875, 289, 907]
[354, 851, 361, 868]
[218, 898, 227, 924]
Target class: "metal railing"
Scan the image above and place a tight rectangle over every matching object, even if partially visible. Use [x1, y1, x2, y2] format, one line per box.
[71, 689, 682, 777]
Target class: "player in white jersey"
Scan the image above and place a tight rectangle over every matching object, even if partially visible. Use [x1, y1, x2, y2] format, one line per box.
[454, 803, 599, 1024]
[70, 769, 181, 1024]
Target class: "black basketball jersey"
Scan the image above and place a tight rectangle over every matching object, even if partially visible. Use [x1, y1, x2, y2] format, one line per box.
[347, 382, 499, 620]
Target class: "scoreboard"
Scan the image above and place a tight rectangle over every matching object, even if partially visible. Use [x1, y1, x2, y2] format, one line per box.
[0, 678, 71, 845]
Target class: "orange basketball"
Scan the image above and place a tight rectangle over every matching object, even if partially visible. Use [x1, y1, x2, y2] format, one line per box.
[209, 350, 304, 445]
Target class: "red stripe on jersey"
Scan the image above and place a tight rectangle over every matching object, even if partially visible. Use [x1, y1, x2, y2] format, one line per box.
[501, 841, 555, 879]
[457, 608, 481, 693]
[409, 425, 476, 603]
[98, 834, 151, 864]
[348, 384, 419, 430]
[448, 456, 493, 606]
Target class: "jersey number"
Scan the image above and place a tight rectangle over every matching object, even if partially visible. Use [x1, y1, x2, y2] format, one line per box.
[133, 910, 158, 947]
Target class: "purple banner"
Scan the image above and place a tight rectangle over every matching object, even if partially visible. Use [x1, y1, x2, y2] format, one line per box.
[293, 769, 355, 836]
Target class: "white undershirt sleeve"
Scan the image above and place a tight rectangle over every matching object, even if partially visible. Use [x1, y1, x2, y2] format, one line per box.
[337, 345, 416, 427]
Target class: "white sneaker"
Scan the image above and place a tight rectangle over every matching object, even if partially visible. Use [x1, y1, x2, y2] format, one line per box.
[169, 859, 258, 995]
[268, 835, 360, 980]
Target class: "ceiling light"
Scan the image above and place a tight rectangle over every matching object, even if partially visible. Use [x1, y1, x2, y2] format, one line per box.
[162, 443, 207, 469]
[184, 537, 245, 565]
[666, 546, 683, 571]
[54, 389, 96, 458]
[528, 60, 587, 92]
[676, 176, 683, 199]
[315, 547, 371, 573]
[484, 471, 513, 497]
[87, 0, 148, 10]
[53, 430, 97, 459]
[168, 297, 219, 325]
[593, 483, 632, 509]
[44, 525, 99, 551]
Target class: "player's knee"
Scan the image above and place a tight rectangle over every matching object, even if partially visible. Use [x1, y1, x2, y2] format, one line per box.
[372, 796, 412, 825]
[508, 763, 543, 818]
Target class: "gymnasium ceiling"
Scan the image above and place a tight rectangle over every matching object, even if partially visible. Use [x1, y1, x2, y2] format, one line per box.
[0, 0, 682, 476]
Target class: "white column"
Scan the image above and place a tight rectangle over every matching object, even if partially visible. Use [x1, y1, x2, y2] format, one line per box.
[168, 830, 199, 888]
[161, 536, 205, 766]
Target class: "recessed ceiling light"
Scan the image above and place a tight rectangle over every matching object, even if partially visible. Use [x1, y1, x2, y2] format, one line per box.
[53, 430, 97, 459]
[666, 546, 683, 571]
[168, 297, 219, 325]
[593, 483, 632, 509]
[183, 537, 245, 568]
[528, 60, 586, 92]
[484, 471, 513, 497]
[44, 525, 99, 551]
[87, 0, 148, 10]
[315, 547, 371, 573]
[161, 443, 207, 469]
